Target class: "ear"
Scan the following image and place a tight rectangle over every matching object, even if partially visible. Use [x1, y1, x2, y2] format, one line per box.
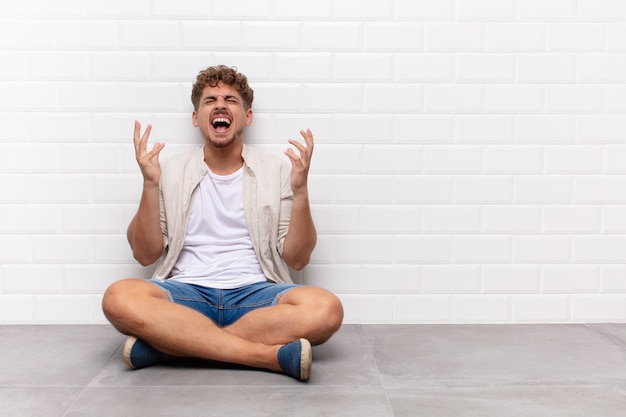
[192, 111, 199, 127]
[245, 108, 253, 126]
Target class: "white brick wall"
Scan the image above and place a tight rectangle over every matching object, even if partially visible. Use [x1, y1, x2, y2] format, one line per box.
[1, 0, 626, 324]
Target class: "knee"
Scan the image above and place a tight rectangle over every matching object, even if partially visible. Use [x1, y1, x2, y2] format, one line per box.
[101, 279, 145, 329]
[323, 293, 344, 333]
[102, 280, 128, 323]
[310, 292, 344, 345]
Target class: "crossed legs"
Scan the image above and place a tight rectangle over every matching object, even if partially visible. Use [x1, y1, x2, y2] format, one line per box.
[101, 279, 343, 374]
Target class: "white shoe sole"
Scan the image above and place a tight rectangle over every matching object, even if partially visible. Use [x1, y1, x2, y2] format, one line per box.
[122, 336, 138, 369]
[299, 338, 312, 381]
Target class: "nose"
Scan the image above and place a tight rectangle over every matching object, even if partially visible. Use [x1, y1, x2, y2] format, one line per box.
[213, 96, 229, 111]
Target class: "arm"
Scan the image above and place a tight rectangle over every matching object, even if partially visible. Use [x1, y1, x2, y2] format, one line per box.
[126, 121, 166, 266]
[281, 129, 317, 271]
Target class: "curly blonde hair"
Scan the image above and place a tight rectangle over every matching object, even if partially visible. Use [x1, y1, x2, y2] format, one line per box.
[191, 65, 254, 111]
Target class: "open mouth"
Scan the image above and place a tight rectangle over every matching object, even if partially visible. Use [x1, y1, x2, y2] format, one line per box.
[211, 117, 232, 132]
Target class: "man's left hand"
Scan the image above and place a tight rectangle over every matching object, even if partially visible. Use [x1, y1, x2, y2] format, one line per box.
[285, 128, 314, 195]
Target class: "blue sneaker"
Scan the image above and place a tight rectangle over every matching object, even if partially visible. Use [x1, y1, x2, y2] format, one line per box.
[277, 338, 312, 381]
[123, 336, 168, 370]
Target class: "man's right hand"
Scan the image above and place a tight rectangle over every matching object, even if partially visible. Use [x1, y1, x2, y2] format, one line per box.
[128, 121, 166, 266]
[134, 120, 164, 186]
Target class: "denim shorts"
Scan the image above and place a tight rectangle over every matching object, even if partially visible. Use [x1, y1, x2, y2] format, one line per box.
[151, 280, 299, 327]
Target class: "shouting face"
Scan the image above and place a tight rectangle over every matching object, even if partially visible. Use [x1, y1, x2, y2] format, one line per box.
[192, 82, 253, 149]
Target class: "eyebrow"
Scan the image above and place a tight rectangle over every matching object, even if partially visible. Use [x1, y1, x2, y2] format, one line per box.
[203, 94, 240, 101]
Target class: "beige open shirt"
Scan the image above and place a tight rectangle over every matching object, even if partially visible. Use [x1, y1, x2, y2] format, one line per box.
[150, 144, 294, 284]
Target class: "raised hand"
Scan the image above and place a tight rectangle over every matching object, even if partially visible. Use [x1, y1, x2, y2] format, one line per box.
[133, 120, 164, 186]
[284, 129, 314, 195]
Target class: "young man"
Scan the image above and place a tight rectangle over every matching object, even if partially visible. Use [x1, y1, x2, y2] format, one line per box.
[102, 65, 343, 381]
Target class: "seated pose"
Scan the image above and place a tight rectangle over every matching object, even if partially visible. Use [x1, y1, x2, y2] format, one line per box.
[102, 65, 343, 381]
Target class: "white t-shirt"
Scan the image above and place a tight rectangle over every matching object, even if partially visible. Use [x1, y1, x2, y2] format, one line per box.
[169, 165, 267, 289]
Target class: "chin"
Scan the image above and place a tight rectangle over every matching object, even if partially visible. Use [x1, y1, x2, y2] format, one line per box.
[207, 135, 237, 149]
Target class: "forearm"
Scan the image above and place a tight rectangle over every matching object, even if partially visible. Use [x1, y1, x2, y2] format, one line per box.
[281, 191, 317, 271]
[127, 183, 164, 266]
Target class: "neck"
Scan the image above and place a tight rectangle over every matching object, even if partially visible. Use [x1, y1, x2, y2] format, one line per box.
[203, 141, 244, 175]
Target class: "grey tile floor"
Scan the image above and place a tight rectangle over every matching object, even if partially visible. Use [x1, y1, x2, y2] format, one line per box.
[1, 323, 626, 416]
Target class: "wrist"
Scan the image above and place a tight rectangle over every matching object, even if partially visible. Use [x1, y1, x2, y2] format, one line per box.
[292, 187, 309, 199]
[142, 180, 160, 191]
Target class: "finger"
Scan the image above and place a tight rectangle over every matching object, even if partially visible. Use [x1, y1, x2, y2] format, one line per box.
[300, 128, 314, 150]
[141, 124, 152, 146]
[285, 148, 306, 169]
[133, 120, 142, 151]
[286, 142, 311, 168]
[284, 147, 298, 162]
[133, 121, 152, 154]
[145, 142, 164, 160]
[287, 138, 306, 154]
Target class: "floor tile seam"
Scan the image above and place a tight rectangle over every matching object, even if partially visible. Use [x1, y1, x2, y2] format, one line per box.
[585, 324, 626, 351]
[84, 382, 381, 388]
[73, 382, 626, 390]
[360, 324, 400, 416]
[382, 379, 626, 390]
[58, 385, 89, 417]
[361, 324, 389, 386]
[0, 384, 87, 389]
[84, 338, 125, 389]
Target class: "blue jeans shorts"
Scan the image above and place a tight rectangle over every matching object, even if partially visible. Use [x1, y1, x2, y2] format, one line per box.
[151, 280, 299, 327]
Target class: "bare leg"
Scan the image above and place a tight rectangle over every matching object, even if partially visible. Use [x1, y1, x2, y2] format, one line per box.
[224, 286, 344, 346]
[102, 279, 282, 372]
